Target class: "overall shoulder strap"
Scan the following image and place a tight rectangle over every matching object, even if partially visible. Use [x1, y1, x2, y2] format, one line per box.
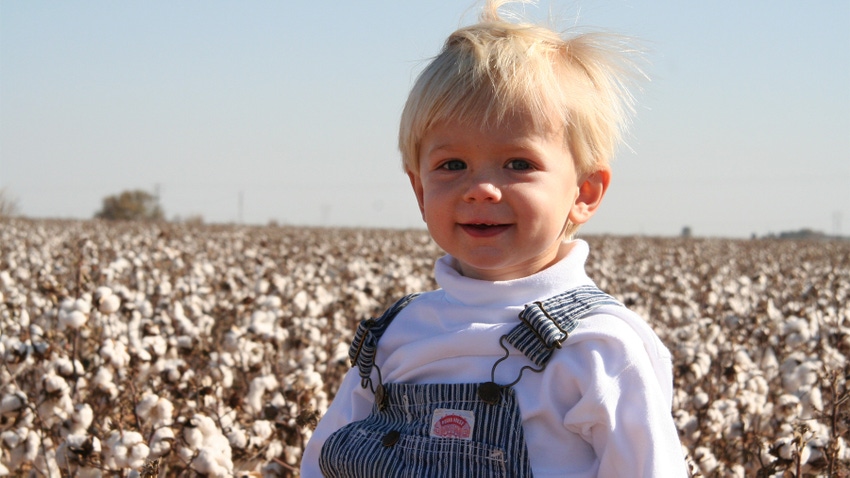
[505, 285, 622, 368]
[349, 293, 420, 386]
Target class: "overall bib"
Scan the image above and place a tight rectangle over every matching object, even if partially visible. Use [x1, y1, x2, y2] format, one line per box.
[319, 285, 621, 477]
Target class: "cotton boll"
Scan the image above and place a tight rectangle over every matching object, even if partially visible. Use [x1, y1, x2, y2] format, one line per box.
[103, 430, 149, 469]
[745, 374, 769, 396]
[156, 359, 186, 383]
[292, 290, 309, 312]
[776, 435, 799, 461]
[780, 356, 803, 393]
[59, 309, 88, 330]
[75, 468, 103, 478]
[180, 414, 233, 476]
[22, 429, 41, 464]
[66, 403, 94, 435]
[156, 281, 172, 296]
[92, 367, 118, 399]
[187, 415, 218, 444]
[737, 389, 768, 416]
[74, 296, 92, 314]
[0, 428, 26, 451]
[725, 464, 745, 478]
[331, 341, 349, 364]
[100, 338, 130, 370]
[18, 309, 30, 329]
[43, 372, 69, 395]
[692, 392, 710, 409]
[94, 286, 113, 301]
[674, 410, 699, 445]
[704, 400, 740, 440]
[142, 335, 168, 357]
[213, 363, 234, 389]
[245, 375, 279, 415]
[33, 445, 60, 478]
[223, 327, 242, 352]
[98, 294, 121, 314]
[249, 310, 276, 338]
[56, 434, 101, 467]
[38, 389, 74, 428]
[52, 356, 83, 379]
[795, 361, 820, 390]
[0, 335, 35, 375]
[693, 446, 718, 474]
[138, 300, 154, 318]
[227, 427, 248, 449]
[306, 325, 322, 345]
[255, 278, 270, 295]
[801, 386, 823, 417]
[193, 448, 232, 478]
[148, 427, 175, 458]
[263, 439, 284, 461]
[302, 369, 323, 390]
[0, 390, 26, 415]
[781, 358, 820, 394]
[836, 437, 849, 461]
[688, 352, 712, 381]
[135, 392, 159, 421]
[733, 349, 755, 370]
[776, 394, 801, 422]
[237, 340, 266, 369]
[176, 335, 194, 350]
[183, 422, 205, 450]
[252, 420, 274, 442]
[766, 299, 783, 321]
[783, 316, 812, 348]
[134, 348, 152, 362]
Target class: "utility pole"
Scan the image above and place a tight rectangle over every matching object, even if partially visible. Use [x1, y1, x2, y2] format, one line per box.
[238, 191, 244, 224]
[154, 183, 162, 216]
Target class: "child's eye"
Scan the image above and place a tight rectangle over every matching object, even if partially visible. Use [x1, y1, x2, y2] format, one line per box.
[506, 159, 532, 171]
[440, 159, 466, 171]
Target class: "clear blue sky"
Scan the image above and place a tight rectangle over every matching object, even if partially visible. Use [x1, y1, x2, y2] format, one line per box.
[2, 1, 848, 238]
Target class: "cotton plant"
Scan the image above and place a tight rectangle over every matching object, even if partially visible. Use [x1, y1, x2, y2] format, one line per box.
[1, 220, 847, 476]
[102, 430, 149, 470]
[178, 414, 234, 477]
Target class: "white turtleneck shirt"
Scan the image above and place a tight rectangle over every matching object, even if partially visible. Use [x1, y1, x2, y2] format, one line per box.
[301, 240, 688, 477]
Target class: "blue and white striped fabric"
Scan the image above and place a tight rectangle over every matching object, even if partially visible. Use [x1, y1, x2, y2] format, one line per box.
[349, 293, 420, 388]
[506, 285, 622, 367]
[319, 382, 531, 477]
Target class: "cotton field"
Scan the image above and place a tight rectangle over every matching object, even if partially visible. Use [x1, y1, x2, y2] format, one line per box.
[1, 219, 848, 477]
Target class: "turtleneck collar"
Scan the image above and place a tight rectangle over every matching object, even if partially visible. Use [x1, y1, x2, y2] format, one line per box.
[434, 239, 595, 308]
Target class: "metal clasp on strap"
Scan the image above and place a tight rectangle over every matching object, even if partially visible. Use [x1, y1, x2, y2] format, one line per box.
[518, 301, 570, 351]
[349, 318, 376, 367]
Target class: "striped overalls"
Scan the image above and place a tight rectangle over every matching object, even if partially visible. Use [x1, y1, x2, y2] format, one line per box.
[319, 286, 621, 477]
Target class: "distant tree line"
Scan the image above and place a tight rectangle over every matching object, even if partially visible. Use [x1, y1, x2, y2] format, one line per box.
[95, 189, 164, 221]
[0, 187, 19, 218]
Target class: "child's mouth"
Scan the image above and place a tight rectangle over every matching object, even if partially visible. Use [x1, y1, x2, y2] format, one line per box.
[460, 223, 510, 237]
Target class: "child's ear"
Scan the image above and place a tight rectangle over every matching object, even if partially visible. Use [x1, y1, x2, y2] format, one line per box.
[568, 169, 611, 225]
[407, 170, 426, 221]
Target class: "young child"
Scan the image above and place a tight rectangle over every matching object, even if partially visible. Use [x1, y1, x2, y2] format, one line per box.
[301, 1, 688, 476]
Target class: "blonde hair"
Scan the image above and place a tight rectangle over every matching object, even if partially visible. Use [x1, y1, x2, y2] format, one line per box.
[399, 0, 643, 178]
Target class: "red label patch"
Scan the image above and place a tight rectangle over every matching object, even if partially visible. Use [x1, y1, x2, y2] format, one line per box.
[430, 408, 474, 440]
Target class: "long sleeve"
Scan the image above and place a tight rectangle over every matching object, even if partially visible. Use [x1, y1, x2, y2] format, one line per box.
[557, 312, 687, 477]
[300, 368, 375, 478]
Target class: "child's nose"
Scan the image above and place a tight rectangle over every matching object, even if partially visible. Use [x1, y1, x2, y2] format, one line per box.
[463, 177, 502, 203]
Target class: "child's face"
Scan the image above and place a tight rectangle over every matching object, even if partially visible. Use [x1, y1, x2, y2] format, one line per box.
[409, 114, 607, 281]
